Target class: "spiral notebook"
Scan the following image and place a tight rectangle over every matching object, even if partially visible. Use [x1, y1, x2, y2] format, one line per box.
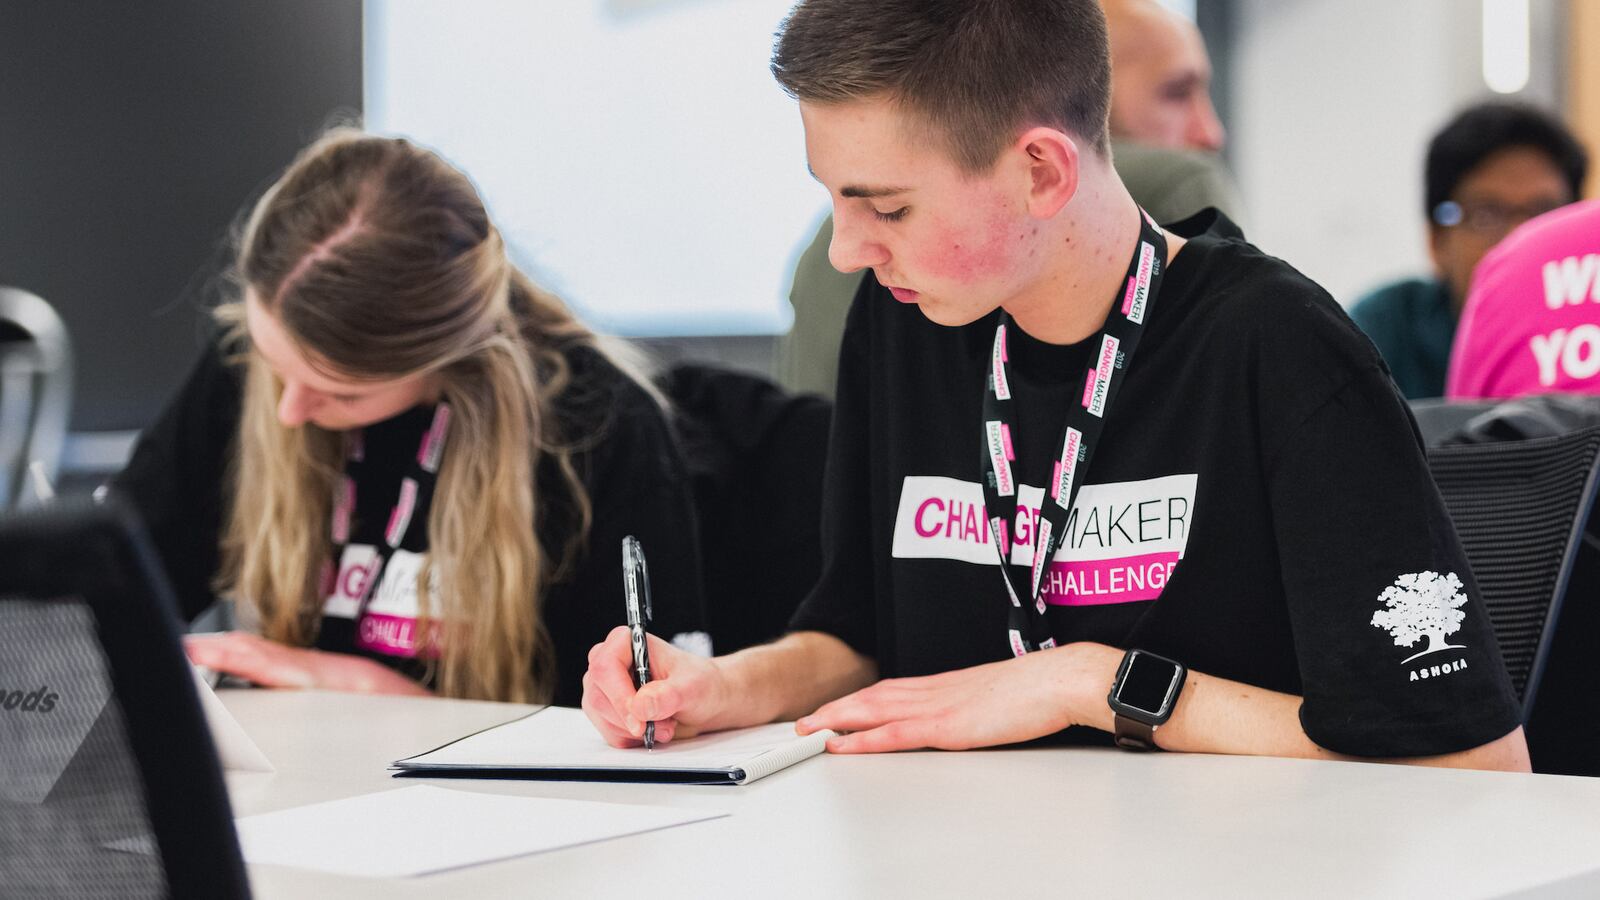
[392, 706, 835, 785]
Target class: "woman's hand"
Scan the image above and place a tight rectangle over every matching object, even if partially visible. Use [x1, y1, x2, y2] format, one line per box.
[184, 631, 432, 696]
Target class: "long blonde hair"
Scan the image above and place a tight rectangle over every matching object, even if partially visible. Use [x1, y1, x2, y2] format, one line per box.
[217, 129, 617, 703]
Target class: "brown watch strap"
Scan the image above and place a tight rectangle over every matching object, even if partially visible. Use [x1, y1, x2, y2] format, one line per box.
[1112, 713, 1160, 751]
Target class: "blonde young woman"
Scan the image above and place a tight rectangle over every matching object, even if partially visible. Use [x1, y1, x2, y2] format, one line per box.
[115, 131, 706, 705]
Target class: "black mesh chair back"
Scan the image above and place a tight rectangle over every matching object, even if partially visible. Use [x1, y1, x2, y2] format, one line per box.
[0, 498, 249, 899]
[1426, 426, 1600, 715]
[1410, 397, 1499, 447]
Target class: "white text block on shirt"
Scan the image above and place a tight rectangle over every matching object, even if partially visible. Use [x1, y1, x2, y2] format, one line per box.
[892, 474, 1198, 566]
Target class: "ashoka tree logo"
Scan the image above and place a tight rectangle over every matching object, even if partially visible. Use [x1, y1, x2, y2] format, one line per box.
[1370, 570, 1468, 664]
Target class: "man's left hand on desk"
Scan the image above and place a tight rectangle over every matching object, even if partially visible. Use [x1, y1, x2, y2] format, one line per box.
[184, 631, 433, 696]
[795, 642, 1115, 754]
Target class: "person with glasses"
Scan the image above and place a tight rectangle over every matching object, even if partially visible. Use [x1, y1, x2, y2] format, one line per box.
[1448, 199, 1600, 399]
[1349, 102, 1588, 399]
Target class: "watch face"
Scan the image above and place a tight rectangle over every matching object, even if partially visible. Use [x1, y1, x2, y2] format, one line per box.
[1114, 651, 1180, 715]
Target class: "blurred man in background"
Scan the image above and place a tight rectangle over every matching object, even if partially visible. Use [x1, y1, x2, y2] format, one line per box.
[1350, 102, 1588, 400]
[1105, 0, 1224, 151]
[1100, 0, 1242, 227]
[776, 0, 1245, 399]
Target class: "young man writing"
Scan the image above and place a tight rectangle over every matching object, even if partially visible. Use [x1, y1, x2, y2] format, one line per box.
[584, 0, 1528, 770]
[774, 0, 1246, 401]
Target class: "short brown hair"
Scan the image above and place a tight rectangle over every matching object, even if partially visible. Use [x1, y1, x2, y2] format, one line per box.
[771, 0, 1112, 172]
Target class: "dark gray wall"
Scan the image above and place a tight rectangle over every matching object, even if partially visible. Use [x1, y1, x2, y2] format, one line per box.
[0, 0, 363, 433]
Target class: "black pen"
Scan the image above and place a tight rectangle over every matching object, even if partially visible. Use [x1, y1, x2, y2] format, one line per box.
[621, 535, 655, 750]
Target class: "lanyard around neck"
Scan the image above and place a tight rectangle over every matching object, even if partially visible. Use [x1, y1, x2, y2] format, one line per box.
[979, 210, 1168, 657]
[330, 403, 453, 623]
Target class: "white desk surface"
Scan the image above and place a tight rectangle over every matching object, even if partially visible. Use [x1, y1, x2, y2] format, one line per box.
[220, 689, 1600, 900]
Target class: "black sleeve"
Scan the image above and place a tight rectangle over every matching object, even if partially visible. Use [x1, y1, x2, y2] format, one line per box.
[111, 341, 241, 622]
[786, 284, 878, 658]
[1258, 297, 1521, 758]
[539, 374, 708, 708]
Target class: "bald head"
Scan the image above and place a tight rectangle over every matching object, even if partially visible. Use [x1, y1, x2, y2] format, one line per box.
[1102, 0, 1225, 151]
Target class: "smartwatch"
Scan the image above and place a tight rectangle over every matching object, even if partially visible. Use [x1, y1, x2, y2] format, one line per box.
[1107, 648, 1187, 751]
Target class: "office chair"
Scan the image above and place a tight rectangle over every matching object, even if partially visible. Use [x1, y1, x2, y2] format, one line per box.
[0, 286, 74, 508]
[1425, 427, 1600, 722]
[1409, 397, 1499, 447]
[0, 497, 250, 899]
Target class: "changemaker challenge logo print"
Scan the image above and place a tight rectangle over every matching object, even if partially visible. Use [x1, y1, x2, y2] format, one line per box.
[1370, 571, 1471, 683]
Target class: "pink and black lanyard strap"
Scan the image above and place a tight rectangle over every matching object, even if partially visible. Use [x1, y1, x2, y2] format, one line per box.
[979, 211, 1168, 657]
[329, 403, 453, 625]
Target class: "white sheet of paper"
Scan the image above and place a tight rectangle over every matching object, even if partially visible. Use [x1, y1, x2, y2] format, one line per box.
[189, 665, 274, 773]
[233, 785, 724, 878]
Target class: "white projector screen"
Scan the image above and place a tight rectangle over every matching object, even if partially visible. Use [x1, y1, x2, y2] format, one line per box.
[365, 0, 822, 336]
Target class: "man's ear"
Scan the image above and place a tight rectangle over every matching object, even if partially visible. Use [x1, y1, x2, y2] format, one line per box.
[1015, 127, 1080, 219]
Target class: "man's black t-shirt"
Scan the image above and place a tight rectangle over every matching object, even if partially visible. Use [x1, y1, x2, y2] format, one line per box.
[790, 211, 1521, 758]
[114, 338, 708, 707]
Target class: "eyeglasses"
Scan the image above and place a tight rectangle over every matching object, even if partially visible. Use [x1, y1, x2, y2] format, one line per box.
[1432, 199, 1566, 236]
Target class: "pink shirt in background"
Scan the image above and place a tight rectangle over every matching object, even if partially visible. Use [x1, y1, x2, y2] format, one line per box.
[1448, 199, 1600, 400]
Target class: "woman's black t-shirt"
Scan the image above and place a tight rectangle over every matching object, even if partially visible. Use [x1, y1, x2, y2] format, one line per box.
[789, 211, 1521, 758]
[114, 339, 707, 707]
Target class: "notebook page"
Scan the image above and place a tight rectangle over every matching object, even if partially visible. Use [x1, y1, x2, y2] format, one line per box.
[398, 706, 817, 771]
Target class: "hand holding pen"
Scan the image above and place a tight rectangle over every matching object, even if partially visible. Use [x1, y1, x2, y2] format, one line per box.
[622, 535, 655, 749]
[583, 536, 738, 748]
